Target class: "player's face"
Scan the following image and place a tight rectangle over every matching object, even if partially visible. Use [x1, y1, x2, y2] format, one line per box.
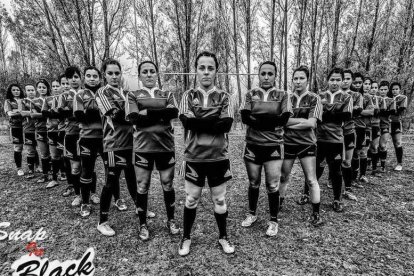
[328, 73, 342, 92]
[259, 64, 276, 90]
[105, 64, 122, 88]
[60, 78, 70, 92]
[25, 86, 36, 99]
[370, 83, 378, 95]
[11, 86, 21, 98]
[353, 77, 363, 90]
[391, 85, 400, 96]
[292, 70, 307, 93]
[51, 81, 60, 95]
[37, 83, 48, 96]
[196, 56, 216, 90]
[379, 86, 388, 97]
[342, 73, 353, 90]
[69, 73, 81, 90]
[84, 69, 100, 88]
[139, 63, 157, 89]
[363, 80, 371, 93]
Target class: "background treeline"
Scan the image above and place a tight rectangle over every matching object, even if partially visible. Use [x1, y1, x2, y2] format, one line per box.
[0, 0, 413, 125]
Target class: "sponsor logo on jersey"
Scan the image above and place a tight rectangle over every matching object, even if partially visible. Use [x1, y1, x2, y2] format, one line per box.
[186, 165, 198, 180]
[168, 157, 175, 164]
[65, 150, 74, 159]
[334, 153, 342, 160]
[244, 147, 255, 160]
[137, 93, 147, 98]
[25, 138, 32, 145]
[271, 149, 280, 157]
[135, 154, 148, 165]
[57, 142, 64, 149]
[224, 169, 232, 178]
[192, 98, 200, 105]
[13, 137, 20, 143]
[348, 142, 354, 148]
[80, 145, 91, 156]
[115, 155, 127, 166]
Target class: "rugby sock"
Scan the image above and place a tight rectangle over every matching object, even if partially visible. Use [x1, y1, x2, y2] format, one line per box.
[64, 158, 71, 183]
[379, 149, 387, 169]
[351, 157, 359, 180]
[136, 192, 148, 225]
[80, 177, 91, 204]
[330, 160, 343, 201]
[303, 180, 310, 196]
[41, 157, 51, 176]
[163, 189, 176, 221]
[395, 146, 403, 164]
[14, 151, 22, 168]
[268, 190, 280, 222]
[214, 211, 228, 239]
[35, 151, 39, 166]
[279, 197, 285, 208]
[360, 158, 367, 177]
[316, 165, 324, 180]
[59, 156, 66, 176]
[91, 172, 97, 193]
[124, 166, 138, 206]
[367, 149, 372, 167]
[248, 186, 259, 215]
[27, 156, 35, 172]
[183, 206, 197, 239]
[312, 203, 320, 214]
[371, 152, 379, 171]
[99, 186, 112, 224]
[51, 159, 60, 181]
[72, 173, 80, 195]
[342, 165, 353, 189]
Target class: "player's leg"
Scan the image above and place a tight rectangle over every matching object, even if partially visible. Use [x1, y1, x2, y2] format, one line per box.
[279, 158, 295, 209]
[343, 134, 357, 200]
[379, 131, 389, 172]
[36, 134, 50, 184]
[241, 160, 262, 227]
[392, 126, 403, 171]
[263, 159, 283, 236]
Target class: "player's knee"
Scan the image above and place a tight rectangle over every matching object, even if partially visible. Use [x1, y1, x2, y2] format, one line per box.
[185, 195, 199, 208]
[280, 174, 289, 184]
[307, 179, 319, 189]
[213, 196, 226, 207]
[266, 181, 279, 193]
[71, 166, 80, 176]
[14, 145, 23, 152]
[161, 181, 174, 192]
[342, 160, 351, 168]
[249, 179, 260, 189]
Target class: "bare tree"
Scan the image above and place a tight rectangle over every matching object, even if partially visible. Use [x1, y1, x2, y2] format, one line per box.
[331, 0, 341, 67]
[365, 0, 380, 71]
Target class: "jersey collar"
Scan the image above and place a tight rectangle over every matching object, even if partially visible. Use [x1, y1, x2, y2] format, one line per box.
[107, 84, 125, 100]
[196, 86, 216, 107]
[141, 86, 159, 98]
[256, 86, 276, 101]
[292, 90, 310, 108]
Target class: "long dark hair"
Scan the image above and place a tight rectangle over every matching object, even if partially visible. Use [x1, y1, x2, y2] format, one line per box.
[360, 77, 372, 94]
[36, 79, 51, 96]
[388, 82, 401, 98]
[6, 83, 24, 100]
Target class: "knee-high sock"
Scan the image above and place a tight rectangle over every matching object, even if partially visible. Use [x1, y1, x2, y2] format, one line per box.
[136, 192, 148, 225]
[183, 206, 197, 239]
[14, 151, 22, 168]
[163, 189, 175, 221]
[379, 149, 387, 169]
[214, 211, 228, 239]
[51, 159, 60, 181]
[268, 190, 280, 222]
[360, 158, 367, 177]
[72, 172, 80, 195]
[91, 172, 97, 193]
[248, 186, 259, 215]
[372, 152, 379, 171]
[330, 160, 343, 201]
[64, 158, 72, 186]
[27, 156, 35, 172]
[35, 151, 39, 166]
[351, 157, 360, 180]
[342, 165, 353, 189]
[99, 186, 112, 224]
[124, 166, 138, 207]
[41, 157, 50, 176]
[395, 146, 403, 164]
[303, 180, 309, 195]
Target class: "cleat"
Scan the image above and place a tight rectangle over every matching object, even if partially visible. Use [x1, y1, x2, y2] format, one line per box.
[90, 193, 100, 205]
[115, 199, 127, 211]
[327, 180, 333, 189]
[310, 213, 323, 227]
[35, 167, 43, 173]
[138, 224, 150, 241]
[71, 195, 82, 207]
[97, 222, 115, 236]
[359, 176, 369, 184]
[59, 174, 67, 181]
[332, 200, 344, 212]
[266, 221, 279, 237]
[343, 190, 358, 201]
[394, 164, 402, 171]
[25, 171, 35, 179]
[17, 169, 24, 176]
[178, 238, 191, 256]
[46, 180, 59, 189]
[167, 220, 180, 235]
[241, 214, 257, 227]
[147, 210, 156, 218]
[80, 204, 91, 218]
[296, 194, 310, 205]
[62, 187, 74, 197]
[36, 175, 49, 183]
[352, 181, 364, 189]
[218, 237, 235, 254]
[379, 167, 385, 173]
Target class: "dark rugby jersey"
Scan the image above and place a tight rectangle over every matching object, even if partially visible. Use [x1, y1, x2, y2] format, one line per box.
[179, 87, 234, 162]
[284, 91, 321, 146]
[57, 90, 80, 135]
[4, 99, 23, 128]
[317, 90, 353, 143]
[21, 99, 35, 133]
[31, 97, 47, 132]
[343, 90, 363, 135]
[390, 94, 407, 122]
[95, 85, 133, 152]
[370, 95, 381, 128]
[41, 96, 59, 132]
[241, 87, 292, 146]
[354, 93, 374, 129]
[126, 87, 177, 153]
[73, 88, 103, 138]
[379, 96, 395, 129]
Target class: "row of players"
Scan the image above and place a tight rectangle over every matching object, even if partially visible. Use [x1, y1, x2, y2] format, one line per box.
[3, 51, 406, 256]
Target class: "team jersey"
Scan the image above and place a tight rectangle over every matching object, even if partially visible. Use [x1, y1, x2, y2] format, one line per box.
[21, 98, 36, 133]
[126, 87, 177, 153]
[73, 88, 103, 138]
[343, 90, 363, 135]
[379, 96, 395, 129]
[241, 87, 292, 146]
[58, 89, 80, 135]
[4, 99, 23, 128]
[179, 87, 234, 162]
[41, 96, 59, 132]
[31, 97, 47, 132]
[370, 95, 381, 128]
[390, 94, 407, 122]
[354, 93, 374, 129]
[95, 85, 133, 152]
[284, 91, 321, 146]
[317, 90, 353, 143]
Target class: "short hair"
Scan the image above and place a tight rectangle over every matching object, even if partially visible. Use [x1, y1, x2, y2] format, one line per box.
[6, 83, 24, 100]
[353, 72, 364, 80]
[101, 59, 122, 74]
[292, 65, 309, 80]
[371, 80, 379, 87]
[36, 79, 51, 96]
[343, 69, 354, 79]
[259, 61, 278, 75]
[58, 74, 67, 84]
[65, 66, 81, 79]
[138, 61, 158, 75]
[379, 80, 389, 88]
[195, 51, 219, 70]
[83, 66, 102, 78]
[327, 67, 344, 80]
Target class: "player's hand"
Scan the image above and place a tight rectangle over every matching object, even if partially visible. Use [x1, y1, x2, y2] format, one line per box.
[139, 109, 147, 116]
[252, 95, 260, 101]
[186, 111, 195, 118]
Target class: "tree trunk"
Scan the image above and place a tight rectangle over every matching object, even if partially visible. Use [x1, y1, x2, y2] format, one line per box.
[345, 0, 363, 68]
[232, 0, 242, 105]
[365, 0, 379, 71]
[279, 8, 284, 88]
[309, 0, 318, 92]
[148, 0, 161, 87]
[270, 0, 276, 61]
[245, 0, 252, 90]
[331, 0, 341, 67]
[283, 0, 288, 90]
[397, 0, 413, 74]
[102, 0, 110, 61]
[296, 0, 307, 67]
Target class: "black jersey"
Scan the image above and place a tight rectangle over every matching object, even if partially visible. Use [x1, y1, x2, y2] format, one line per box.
[57, 89, 80, 135]
[4, 99, 23, 128]
[74, 88, 103, 138]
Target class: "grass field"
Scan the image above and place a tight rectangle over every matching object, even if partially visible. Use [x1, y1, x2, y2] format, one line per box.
[0, 130, 414, 276]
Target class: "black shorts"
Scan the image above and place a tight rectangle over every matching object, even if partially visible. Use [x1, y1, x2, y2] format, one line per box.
[36, 131, 48, 143]
[316, 142, 343, 164]
[134, 152, 175, 171]
[381, 127, 389, 135]
[78, 137, 103, 158]
[184, 159, 232, 188]
[24, 132, 37, 146]
[10, 128, 23, 144]
[104, 149, 133, 168]
[57, 131, 65, 150]
[344, 133, 356, 151]
[284, 144, 316, 159]
[355, 128, 370, 150]
[391, 121, 402, 135]
[371, 126, 381, 140]
[64, 134, 80, 160]
[243, 144, 284, 164]
[47, 131, 59, 146]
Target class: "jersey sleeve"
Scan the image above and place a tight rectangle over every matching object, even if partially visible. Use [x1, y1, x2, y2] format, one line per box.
[125, 91, 139, 116]
[354, 93, 363, 110]
[219, 92, 234, 119]
[281, 91, 293, 116]
[342, 94, 353, 114]
[309, 94, 322, 121]
[73, 92, 84, 113]
[57, 94, 67, 109]
[41, 97, 51, 112]
[95, 87, 118, 116]
[241, 92, 252, 111]
[167, 92, 178, 109]
[364, 95, 374, 111]
[179, 90, 193, 115]
[4, 100, 12, 113]
[399, 95, 408, 109]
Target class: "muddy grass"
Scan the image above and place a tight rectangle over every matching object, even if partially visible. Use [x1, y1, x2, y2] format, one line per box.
[0, 131, 413, 275]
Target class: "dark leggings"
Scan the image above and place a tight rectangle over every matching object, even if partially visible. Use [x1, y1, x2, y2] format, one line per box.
[80, 140, 103, 204]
